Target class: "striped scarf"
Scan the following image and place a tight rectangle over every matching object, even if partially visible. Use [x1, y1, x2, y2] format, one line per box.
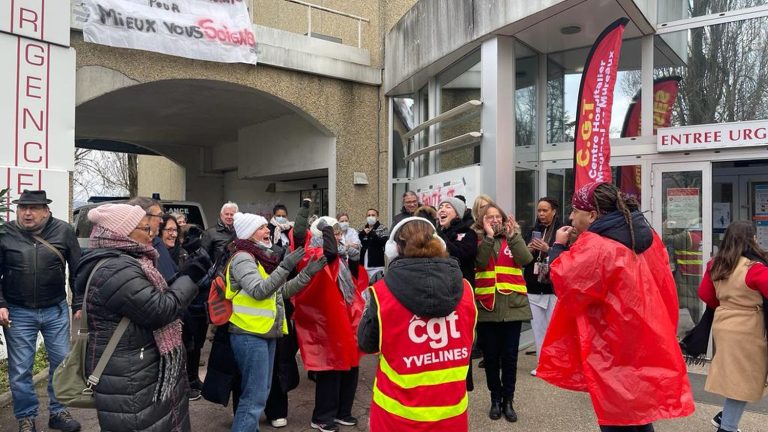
[90, 225, 184, 402]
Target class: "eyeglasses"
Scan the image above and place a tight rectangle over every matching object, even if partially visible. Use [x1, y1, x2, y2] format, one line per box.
[163, 228, 178, 234]
[146, 212, 164, 219]
[134, 226, 152, 234]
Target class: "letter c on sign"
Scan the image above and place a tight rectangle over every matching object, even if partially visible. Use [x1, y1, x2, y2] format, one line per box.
[408, 319, 427, 344]
[576, 149, 590, 167]
[24, 142, 43, 163]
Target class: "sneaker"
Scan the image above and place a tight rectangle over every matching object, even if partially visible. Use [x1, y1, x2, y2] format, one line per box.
[711, 411, 741, 432]
[271, 418, 288, 428]
[530, 369, 537, 376]
[189, 388, 202, 401]
[334, 416, 358, 426]
[311, 421, 340, 432]
[48, 410, 81, 432]
[18, 417, 36, 432]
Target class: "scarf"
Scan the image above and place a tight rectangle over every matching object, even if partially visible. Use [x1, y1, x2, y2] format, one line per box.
[233, 239, 281, 274]
[89, 225, 184, 402]
[269, 217, 294, 246]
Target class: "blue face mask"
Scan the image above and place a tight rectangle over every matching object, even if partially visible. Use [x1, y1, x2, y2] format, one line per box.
[275, 216, 288, 225]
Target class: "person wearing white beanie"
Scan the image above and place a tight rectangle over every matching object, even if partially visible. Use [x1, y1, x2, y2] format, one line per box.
[225, 212, 326, 432]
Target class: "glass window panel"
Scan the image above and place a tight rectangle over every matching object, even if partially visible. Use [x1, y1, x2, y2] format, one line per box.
[658, 171, 705, 336]
[438, 51, 481, 172]
[516, 55, 538, 165]
[655, 17, 768, 126]
[515, 169, 537, 231]
[419, 86, 431, 177]
[392, 96, 415, 179]
[658, 0, 768, 23]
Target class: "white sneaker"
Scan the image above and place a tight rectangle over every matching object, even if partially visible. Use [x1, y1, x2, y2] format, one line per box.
[530, 369, 537, 376]
[271, 418, 287, 428]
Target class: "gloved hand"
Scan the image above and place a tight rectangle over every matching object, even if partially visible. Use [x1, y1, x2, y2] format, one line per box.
[316, 218, 329, 231]
[279, 247, 305, 272]
[179, 254, 211, 284]
[302, 255, 327, 278]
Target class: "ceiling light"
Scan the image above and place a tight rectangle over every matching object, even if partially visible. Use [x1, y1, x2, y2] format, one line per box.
[560, 25, 582, 35]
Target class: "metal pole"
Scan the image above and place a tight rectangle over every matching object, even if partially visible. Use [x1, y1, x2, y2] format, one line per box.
[307, 5, 312, 37]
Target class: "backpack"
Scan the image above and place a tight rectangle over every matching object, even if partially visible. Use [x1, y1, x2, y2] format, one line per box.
[207, 254, 235, 326]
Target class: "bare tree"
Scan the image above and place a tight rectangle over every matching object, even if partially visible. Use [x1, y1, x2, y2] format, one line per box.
[74, 149, 138, 201]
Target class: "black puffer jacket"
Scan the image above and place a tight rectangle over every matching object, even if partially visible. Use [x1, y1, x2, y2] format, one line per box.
[0, 217, 81, 310]
[201, 219, 235, 263]
[77, 249, 197, 432]
[438, 218, 478, 287]
[359, 222, 389, 268]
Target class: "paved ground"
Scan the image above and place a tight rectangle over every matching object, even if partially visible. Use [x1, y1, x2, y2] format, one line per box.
[2, 344, 767, 431]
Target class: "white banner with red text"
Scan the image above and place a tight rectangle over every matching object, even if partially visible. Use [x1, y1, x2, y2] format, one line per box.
[83, 0, 258, 64]
[657, 120, 768, 152]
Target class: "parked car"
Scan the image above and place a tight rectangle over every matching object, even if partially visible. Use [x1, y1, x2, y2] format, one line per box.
[72, 200, 208, 249]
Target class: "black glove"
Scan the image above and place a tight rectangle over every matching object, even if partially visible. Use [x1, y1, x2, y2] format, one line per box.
[179, 254, 211, 283]
[182, 225, 204, 255]
[302, 255, 327, 277]
[280, 247, 305, 272]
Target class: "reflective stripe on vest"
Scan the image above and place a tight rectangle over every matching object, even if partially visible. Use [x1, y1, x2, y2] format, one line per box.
[369, 279, 476, 428]
[225, 253, 288, 335]
[474, 238, 527, 311]
[674, 231, 703, 276]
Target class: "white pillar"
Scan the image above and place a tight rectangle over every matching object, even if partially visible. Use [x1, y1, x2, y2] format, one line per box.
[0, 2, 75, 219]
[480, 36, 516, 213]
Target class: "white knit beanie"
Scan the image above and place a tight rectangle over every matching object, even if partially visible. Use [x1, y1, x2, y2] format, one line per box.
[439, 197, 467, 218]
[384, 216, 446, 261]
[233, 212, 268, 240]
[310, 216, 339, 239]
[87, 204, 146, 237]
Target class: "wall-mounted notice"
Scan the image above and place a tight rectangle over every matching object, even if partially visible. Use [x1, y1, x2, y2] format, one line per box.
[667, 188, 700, 228]
[753, 183, 768, 250]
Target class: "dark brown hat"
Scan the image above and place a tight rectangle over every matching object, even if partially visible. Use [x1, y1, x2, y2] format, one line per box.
[12, 190, 52, 205]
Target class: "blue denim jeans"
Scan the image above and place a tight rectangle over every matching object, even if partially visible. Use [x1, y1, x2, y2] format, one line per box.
[5, 300, 70, 419]
[721, 398, 747, 431]
[230, 333, 276, 432]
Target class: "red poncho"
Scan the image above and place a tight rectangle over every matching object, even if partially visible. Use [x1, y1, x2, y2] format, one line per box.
[537, 232, 695, 425]
[292, 246, 367, 371]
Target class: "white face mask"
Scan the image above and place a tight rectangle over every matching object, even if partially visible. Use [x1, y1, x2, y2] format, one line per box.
[366, 216, 377, 226]
[339, 222, 349, 231]
[274, 216, 288, 225]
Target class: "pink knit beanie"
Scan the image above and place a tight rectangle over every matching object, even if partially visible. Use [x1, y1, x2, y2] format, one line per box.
[87, 203, 147, 237]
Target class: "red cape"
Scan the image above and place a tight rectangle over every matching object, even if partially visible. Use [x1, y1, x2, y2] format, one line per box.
[537, 232, 694, 425]
[292, 246, 367, 371]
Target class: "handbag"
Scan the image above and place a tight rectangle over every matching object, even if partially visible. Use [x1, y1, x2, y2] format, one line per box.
[679, 306, 714, 366]
[52, 258, 130, 408]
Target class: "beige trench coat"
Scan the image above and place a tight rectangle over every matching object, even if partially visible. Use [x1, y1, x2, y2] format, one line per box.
[705, 257, 768, 402]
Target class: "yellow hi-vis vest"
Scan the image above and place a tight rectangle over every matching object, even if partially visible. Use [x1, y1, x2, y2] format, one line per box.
[225, 253, 288, 336]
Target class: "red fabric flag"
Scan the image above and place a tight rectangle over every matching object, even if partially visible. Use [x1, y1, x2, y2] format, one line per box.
[618, 77, 681, 200]
[573, 18, 629, 190]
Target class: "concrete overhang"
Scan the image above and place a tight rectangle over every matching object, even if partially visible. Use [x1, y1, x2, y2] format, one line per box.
[384, 0, 655, 95]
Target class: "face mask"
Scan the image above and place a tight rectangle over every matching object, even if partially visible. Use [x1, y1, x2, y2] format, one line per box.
[367, 216, 377, 226]
[339, 222, 349, 231]
[274, 216, 288, 225]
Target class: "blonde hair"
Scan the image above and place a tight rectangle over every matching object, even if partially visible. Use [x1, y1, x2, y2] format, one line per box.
[472, 194, 496, 222]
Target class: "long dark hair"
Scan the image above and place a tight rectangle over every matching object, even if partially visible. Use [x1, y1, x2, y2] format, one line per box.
[592, 183, 640, 250]
[711, 220, 768, 281]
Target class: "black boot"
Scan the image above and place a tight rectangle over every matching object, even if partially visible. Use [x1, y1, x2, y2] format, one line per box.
[488, 400, 501, 420]
[501, 398, 518, 422]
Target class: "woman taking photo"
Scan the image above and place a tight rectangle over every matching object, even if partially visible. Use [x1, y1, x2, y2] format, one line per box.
[538, 182, 694, 431]
[698, 220, 768, 432]
[358, 217, 476, 432]
[473, 203, 533, 423]
[226, 212, 325, 432]
[76, 203, 209, 431]
[523, 197, 562, 376]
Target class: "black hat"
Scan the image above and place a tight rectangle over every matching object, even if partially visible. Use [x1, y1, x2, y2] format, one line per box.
[12, 190, 52, 205]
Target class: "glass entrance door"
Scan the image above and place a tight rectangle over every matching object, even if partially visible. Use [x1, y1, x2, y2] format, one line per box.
[652, 162, 712, 338]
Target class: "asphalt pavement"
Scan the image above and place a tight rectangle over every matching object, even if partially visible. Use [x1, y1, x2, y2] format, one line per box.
[1, 343, 767, 431]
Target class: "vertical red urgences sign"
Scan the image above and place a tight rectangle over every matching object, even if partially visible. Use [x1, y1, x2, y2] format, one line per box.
[573, 17, 629, 191]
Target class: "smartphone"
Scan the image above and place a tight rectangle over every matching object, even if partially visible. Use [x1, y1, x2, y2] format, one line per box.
[531, 231, 542, 240]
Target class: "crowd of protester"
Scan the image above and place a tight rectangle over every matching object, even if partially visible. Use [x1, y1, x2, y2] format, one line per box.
[1, 186, 764, 432]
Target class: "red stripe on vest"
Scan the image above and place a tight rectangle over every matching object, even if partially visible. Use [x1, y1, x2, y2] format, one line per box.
[474, 237, 526, 311]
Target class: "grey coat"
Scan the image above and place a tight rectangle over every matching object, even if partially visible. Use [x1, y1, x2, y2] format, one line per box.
[228, 250, 311, 338]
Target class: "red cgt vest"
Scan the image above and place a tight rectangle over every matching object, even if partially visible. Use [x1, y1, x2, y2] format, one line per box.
[369, 278, 477, 432]
[674, 230, 703, 276]
[474, 237, 527, 311]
